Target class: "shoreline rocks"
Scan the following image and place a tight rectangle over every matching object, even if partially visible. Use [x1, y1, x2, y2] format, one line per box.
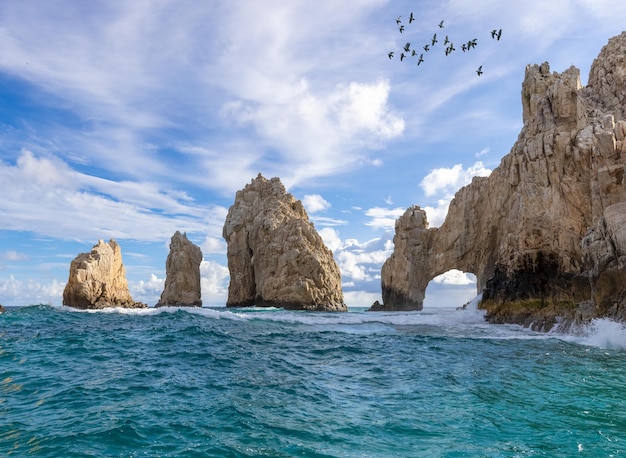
[223, 174, 346, 312]
[62, 239, 146, 309]
[373, 32, 626, 329]
[156, 231, 203, 307]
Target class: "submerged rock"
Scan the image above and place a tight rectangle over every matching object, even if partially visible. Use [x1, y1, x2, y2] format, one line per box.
[62, 239, 146, 309]
[223, 174, 346, 311]
[156, 231, 203, 307]
[376, 32, 626, 328]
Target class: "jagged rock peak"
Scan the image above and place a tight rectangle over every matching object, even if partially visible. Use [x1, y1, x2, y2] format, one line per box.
[63, 239, 146, 309]
[223, 173, 346, 312]
[156, 231, 203, 307]
[375, 32, 626, 329]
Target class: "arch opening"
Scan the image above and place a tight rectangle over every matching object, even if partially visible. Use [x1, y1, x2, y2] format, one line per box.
[423, 269, 478, 308]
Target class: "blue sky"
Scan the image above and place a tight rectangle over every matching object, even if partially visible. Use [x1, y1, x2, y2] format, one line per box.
[1, 0, 625, 308]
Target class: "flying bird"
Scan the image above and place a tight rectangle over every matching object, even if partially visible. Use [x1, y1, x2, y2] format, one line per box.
[431, 33, 437, 46]
[461, 43, 467, 52]
[496, 29, 502, 40]
[444, 35, 449, 45]
[445, 43, 455, 55]
[491, 29, 502, 40]
[438, 20, 444, 28]
[423, 44, 430, 52]
[400, 52, 406, 61]
[404, 42, 411, 53]
[411, 49, 418, 56]
[476, 65, 483, 76]
[417, 54, 424, 65]
[388, 51, 394, 59]
[396, 16, 402, 25]
[409, 12, 415, 23]
[399, 25, 405, 33]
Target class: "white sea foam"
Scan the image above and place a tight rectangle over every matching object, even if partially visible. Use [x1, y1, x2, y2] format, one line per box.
[559, 318, 626, 350]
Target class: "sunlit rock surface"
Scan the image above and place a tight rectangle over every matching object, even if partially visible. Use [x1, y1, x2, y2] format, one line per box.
[156, 231, 202, 307]
[63, 239, 146, 309]
[376, 32, 626, 329]
[223, 174, 346, 311]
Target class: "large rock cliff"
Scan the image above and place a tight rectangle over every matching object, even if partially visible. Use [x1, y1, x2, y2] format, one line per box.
[223, 174, 346, 311]
[377, 32, 626, 329]
[63, 239, 146, 309]
[156, 231, 203, 307]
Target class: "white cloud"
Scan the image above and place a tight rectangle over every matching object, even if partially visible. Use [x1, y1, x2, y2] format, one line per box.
[0, 274, 64, 306]
[0, 150, 226, 242]
[302, 194, 331, 213]
[224, 79, 404, 189]
[420, 161, 492, 197]
[200, 260, 230, 306]
[364, 207, 406, 230]
[431, 269, 476, 286]
[201, 237, 227, 255]
[422, 198, 453, 228]
[318, 227, 343, 252]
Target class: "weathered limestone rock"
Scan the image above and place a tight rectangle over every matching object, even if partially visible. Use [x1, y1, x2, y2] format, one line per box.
[376, 32, 626, 328]
[223, 174, 346, 311]
[156, 231, 203, 307]
[581, 202, 626, 322]
[63, 239, 146, 309]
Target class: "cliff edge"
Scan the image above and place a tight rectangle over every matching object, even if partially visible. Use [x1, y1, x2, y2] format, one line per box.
[377, 32, 626, 330]
[223, 174, 346, 311]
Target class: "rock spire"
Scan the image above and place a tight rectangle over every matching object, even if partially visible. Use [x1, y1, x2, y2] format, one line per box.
[156, 231, 203, 307]
[223, 174, 346, 311]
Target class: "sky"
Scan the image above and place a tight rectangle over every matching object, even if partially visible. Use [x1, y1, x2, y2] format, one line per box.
[0, 0, 625, 309]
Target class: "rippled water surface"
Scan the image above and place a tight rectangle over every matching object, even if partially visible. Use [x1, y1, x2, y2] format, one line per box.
[1, 304, 625, 457]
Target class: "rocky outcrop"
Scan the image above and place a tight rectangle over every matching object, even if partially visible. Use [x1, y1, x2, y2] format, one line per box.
[375, 32, 626, 328]
[0, 304, 5, 314]
[223, 174, 346, 311]
[156, 231, 203, 307]
[63, 239, 146, 309]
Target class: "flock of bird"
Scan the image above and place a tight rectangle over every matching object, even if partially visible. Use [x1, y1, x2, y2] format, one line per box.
[388, 13, 502, 76]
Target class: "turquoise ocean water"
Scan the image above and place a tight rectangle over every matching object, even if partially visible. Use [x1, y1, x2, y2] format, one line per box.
[2, 302, 626, 457]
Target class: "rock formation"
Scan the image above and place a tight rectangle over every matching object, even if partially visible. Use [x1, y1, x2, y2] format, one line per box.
[156, 231, 203, 307]
[375, 32, 626, 329]
[0, 304, 5, 314]
[223, 174, 346, 311]
[63, 239, 146, 309]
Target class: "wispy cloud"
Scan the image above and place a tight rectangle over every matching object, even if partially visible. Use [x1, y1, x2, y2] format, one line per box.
[0, 150, 226, 242]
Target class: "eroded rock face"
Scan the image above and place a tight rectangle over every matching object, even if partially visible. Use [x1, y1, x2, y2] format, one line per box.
[223, 174, 346, 311]
[63, 239, 146, 309]
[377, 32, 626, 326]
[156, 231, 203, 307]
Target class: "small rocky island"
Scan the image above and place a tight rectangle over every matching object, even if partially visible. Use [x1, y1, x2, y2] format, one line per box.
[223, 174, 346, 311]
[62, 239, 147, 309]
[156, 231, 203, 307]
[374, 32, 626, 330]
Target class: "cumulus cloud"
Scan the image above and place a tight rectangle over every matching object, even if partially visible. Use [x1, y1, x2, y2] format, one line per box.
[431, 269, 476, 286]
[302, 194, 331, 213]
[200, 260, 230, 306]
[0, 274, 64, 306]
[420, 161, 492, 197]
